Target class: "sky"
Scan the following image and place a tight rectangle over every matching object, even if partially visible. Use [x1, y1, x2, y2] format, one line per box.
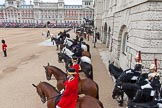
[0, 0, 82, 5]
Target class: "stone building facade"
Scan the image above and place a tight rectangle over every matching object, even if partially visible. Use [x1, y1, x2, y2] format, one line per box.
[94, 0, 162, 73]
[0, 0, 94, 25]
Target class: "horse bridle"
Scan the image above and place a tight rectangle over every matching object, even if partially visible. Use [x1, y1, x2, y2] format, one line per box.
[47, 94, 62, 101]
[40, 94, 61, 103]
[51, 76, 66, 81]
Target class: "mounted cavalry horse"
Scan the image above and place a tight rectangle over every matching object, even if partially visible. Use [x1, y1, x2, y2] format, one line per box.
[32, 82, 103, 108]
[108, 61, 123, 79]
[112, 71, 161, 108]
[112, 82, 160, 108]
[51, 34, 64, 51]
[57, 51, 93, 80]
[51, 30, 71, 51]
[111, 63, 143, 106]
[43, 63, 98, 99]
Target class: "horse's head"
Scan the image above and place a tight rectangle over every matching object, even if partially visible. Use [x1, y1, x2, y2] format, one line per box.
[32, 83, 46, 103]
[112, 83, 123, 100]
[43, 63, 52, 80]
[44, 64, 67, 81]
[32, 82, 60, 104]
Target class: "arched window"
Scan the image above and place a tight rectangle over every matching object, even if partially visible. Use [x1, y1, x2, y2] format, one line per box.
[122, 32, 128, 55]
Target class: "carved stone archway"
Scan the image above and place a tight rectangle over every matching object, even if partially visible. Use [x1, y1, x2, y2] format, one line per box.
[106, 26, 111, 48]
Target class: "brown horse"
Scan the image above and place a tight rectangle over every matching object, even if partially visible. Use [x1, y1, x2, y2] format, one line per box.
[32, 82, 103, 108]
[82, 51, 91, 59]
[43, 63, 99, 99]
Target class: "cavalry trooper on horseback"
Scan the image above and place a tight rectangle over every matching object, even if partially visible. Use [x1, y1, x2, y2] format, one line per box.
[70, 56, 81, 73]
[132, 59, 161, 102]
[113, 51, 143, 106]
[72, 39, 83, 58]
[117, 51, 142, 84]
[56, 68, 79, 108]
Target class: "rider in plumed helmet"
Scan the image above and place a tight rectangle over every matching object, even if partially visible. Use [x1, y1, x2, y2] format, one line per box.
[117, 51, 142, 84]
[134, 51, 142, 72]
[147, 59, 160, 89]
[133, 59, 161, 102]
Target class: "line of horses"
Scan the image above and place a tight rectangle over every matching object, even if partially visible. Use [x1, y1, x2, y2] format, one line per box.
[32, 29, 104, 108]
[109, 61, 162, 108]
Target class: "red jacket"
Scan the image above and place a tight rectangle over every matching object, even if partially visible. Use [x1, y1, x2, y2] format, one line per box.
[57, 74, 78, 108]
[2, 43, 7, 51]
[71, 63, 80, 74]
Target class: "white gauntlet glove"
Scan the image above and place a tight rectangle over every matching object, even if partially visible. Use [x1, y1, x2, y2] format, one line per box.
[60, 89, 64, 94]
[56, 105, 61, 108]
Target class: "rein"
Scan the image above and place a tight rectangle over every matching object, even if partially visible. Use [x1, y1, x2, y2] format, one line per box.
[51, 77, 65, 81]
[47, 94, 62, 101]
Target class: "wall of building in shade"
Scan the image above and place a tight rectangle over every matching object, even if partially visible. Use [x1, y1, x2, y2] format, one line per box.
[0, 0, 94, 26]
[94, 0, 162, 74]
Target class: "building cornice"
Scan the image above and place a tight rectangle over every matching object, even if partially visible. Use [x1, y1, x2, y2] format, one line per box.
[5, 5, 18, 9]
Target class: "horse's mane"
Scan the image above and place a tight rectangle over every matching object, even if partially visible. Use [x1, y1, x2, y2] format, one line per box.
[41, 82, 59, 93]
[50, 66, 66, 75]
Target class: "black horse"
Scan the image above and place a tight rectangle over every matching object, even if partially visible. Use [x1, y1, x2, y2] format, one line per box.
[108, 61, 123, 79]
[57, 52, 93, 80]
[57, 52, 72, 70]
[111, 64, 143, 106]
[51, 36, 64, 51]
[113, 82, 158, 107]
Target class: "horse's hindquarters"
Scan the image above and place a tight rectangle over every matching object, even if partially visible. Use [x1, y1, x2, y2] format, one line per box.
[78, 78, 98, 99]
[78, 96, 102, 108]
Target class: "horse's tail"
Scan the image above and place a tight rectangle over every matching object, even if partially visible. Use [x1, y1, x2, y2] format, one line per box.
[95, 81, 99, 99]
[90, 65, 93, 80]
[87, 44, 90, 52]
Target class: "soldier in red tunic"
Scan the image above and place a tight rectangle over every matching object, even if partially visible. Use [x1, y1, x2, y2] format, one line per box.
[71, 56, 80, 74]
[56, 68, 79, 108]
[1, 39, 7, 57]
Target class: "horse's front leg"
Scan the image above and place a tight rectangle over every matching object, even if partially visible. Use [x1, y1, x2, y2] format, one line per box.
[57, 81, 64, 91]
[118, 91, 124, 106]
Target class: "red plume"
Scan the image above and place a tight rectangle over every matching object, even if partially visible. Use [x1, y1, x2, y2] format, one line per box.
[154, 58, 157, 72]
[138, 51, 141, 62]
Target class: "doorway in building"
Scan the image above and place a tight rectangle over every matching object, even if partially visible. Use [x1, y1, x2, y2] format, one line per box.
[103, 22, 107, 44]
